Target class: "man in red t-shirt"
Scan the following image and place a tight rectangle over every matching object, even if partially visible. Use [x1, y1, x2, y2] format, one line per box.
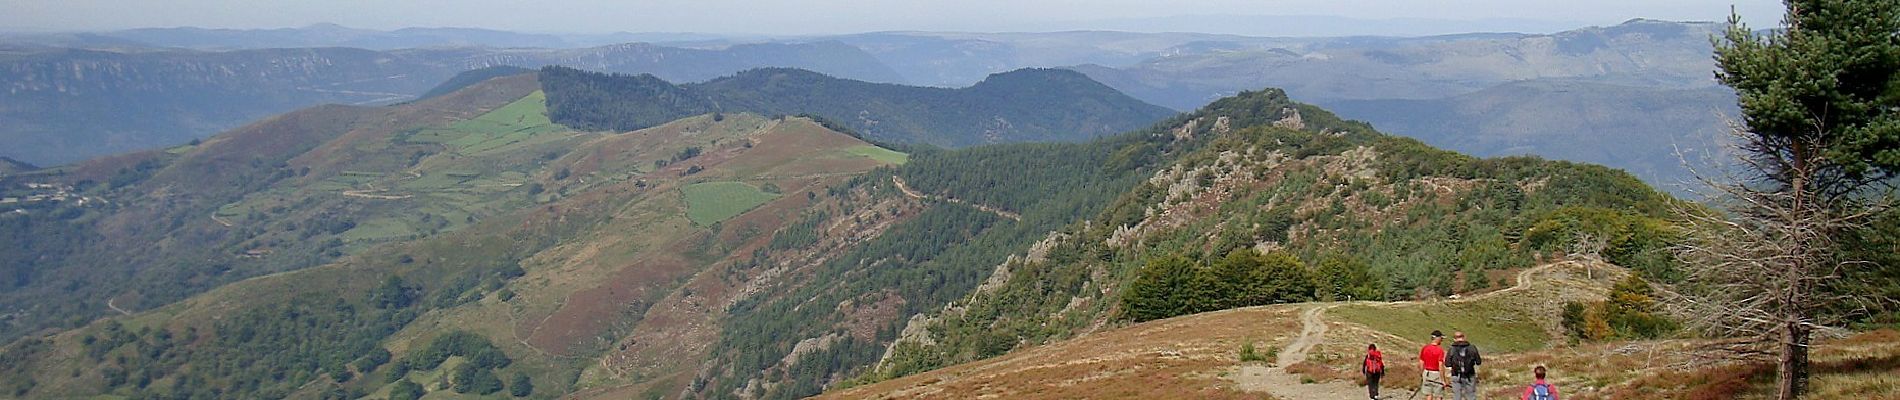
[1418, 330, 1448, 400]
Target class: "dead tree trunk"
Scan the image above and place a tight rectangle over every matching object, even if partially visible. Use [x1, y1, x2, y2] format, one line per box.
[1777, 321, 1810, 399]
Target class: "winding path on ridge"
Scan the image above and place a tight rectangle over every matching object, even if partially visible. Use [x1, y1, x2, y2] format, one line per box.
[1280, 305, 1332, 367]
[1233, 262, 1573, 399]
[1233, 303, 1364, 399]
[891, 176, 1021, 221]
[106, 297, 133, 316]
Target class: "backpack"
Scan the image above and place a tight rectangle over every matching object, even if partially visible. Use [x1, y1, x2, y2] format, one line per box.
[1528, 383, 1553, 400]
[1449, 346, 1475, 377]
[1364, 353, 1384, 374]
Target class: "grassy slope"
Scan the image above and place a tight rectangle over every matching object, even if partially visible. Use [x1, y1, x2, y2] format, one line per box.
[682, 181, 781, 226]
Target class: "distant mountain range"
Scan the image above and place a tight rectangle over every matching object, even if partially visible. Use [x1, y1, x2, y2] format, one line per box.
[0, 157, 32, 174]
[0, 76, 1680, 399]
[1066, 19, 1734, 187]
[1, 19, 1742, 190]
[539, 66, 1175, 146]
[0, 42, 900, 166]
[1071, 19, 1725, 108]
[0, 23, 735, 50]
[1325, 80, 1739, 190]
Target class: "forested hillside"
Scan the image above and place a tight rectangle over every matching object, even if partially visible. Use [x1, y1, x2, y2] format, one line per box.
[538, 66, 1176, 146]
[679, 88, 1682, 399]
[858, 88, 1683, 387]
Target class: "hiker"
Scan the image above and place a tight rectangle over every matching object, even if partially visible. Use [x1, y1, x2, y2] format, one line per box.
[1418, 330, 1448, 400]
[1520, 366, 1560, 400]
[1445, 331, 1482, 400]
[1363, 343, 1385, 400]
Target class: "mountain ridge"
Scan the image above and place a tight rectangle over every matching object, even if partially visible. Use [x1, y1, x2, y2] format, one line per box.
[0, 80, 1697, 399]
[539, 66, 1176, 146]
[0, 41, 903, 166]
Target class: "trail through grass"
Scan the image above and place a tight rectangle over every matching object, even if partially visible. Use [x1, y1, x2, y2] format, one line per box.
[1330, 300, 1548, 353]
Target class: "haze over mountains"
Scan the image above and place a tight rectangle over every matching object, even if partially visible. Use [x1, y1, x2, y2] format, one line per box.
[0, 42, 900, 166]
[4, 5, 1897, 399]
[0, 23, 731, 50]
[2, 19, 1734, 190]
[0, 70, 1685, 399]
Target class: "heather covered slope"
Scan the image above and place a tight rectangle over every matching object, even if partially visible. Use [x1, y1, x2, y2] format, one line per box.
[0, 74, 548, 342]
[0, 81, 1713, 400]
[0, 97, 911, 398]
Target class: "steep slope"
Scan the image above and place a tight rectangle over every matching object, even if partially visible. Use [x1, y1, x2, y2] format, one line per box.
[0, 74, 548, 342]
[0, 42, 900, 166]
[840, 88, 1681, 393]
[540, 66, 1176, 146]
[0, 77, 911, 398]
[636, 89, 1675, 400]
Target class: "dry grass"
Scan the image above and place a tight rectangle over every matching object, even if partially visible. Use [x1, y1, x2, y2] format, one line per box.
[820, 306, 1302, 400]
[824, 260, 1900, 400]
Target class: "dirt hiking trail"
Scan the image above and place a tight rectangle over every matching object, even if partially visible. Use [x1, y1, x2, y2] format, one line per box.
[1231, 263, 1572, 400]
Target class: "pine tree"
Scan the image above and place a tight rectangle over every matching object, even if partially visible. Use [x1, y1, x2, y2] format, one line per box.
[1687, 1, 1900, 398]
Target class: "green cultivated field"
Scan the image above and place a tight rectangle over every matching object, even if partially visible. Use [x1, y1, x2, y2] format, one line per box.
[682, 181, 780, 226]
[845, 145, 909, 164]
[340, 218, 416, 241]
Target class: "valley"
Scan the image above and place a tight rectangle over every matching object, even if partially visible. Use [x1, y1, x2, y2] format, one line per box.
[3, 67, 1885, 399]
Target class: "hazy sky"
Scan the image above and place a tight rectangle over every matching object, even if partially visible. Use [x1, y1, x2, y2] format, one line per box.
[4, 0, 1786, 35]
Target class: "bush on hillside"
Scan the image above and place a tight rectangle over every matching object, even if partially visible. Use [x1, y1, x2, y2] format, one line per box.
[1122, 249, 1321, 322]
[1560, 275, 1676, 341]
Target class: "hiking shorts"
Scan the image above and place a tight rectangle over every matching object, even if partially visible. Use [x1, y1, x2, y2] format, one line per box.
[1419, 370, 1446, 396]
